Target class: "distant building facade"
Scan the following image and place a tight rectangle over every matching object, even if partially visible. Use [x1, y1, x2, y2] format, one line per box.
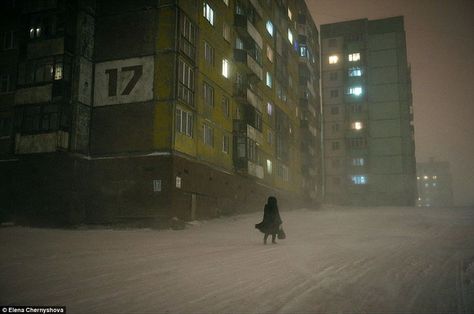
[416, 159, 453, 207]
[0, 0, 322, 224]
[320, 17, 416, 206]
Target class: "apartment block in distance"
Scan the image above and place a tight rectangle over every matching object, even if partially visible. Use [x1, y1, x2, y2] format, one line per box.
[416, 159, 453, 207]
[321, 17, 416, 206]
[0, 0, 322, 225]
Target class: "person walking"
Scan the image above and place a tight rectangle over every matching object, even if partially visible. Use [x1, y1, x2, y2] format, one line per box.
[255, 196, 283, 244]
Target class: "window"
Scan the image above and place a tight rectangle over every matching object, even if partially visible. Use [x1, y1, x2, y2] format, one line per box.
[266, 20, 274, 36]
[267, 159, 272, 175]
[204, 41, 214, 65]
[299, 45, 307, 58]
[268, 130, 273, 145]
[329, 55, 338, 64]
[178, 59, 194, 106]
[247, 138, 257, 161]
[328, 38, 337, 48]
[287, 8, 292, 20]
[331, 123, 339, 133]
[348, 53, 360, 62]
[329, 72, 338, 80]
[0, 74, 11, 93]
[203, 124, 214, 146]
[1, 31, 14, 50]
[29, 26, 42, 39]
[222, 135, 229, 153]
[176, 108, 193, 137]
[331, 159, 340, 168]
[203, 2, 215, 25]
[346, 137, 367, 149]
[332, 141, 340, 151]
[18, 104, 60, 133]
[222, 0, 229, 6]
[348, 67, 362, 77]
[255, 111, 262, 131]
[0, 117, 12, 137]
[351, 121, 363, 130]
[277, 164, 289, 181]
[330, 106, 339, 115]
[265, 72, 272, 88]
[180, 15, 196, 58]
[330, 89, 339, 98]
[351, 104, 362, 113]
[351, 175, 367, 185]
[288, 29, 293, 44]
[17, 56, 70, 85]
[267, 102, 273, 116]
[203, 82, 214, 107]
[222, 59, 229, 78]
[333, 177, 341, 186]
[352, 158, 365, 166]
[222, 96, 230, 117]
[223, 22, 231, 42]
[348, 86, 363, 96]
[266, 46, 274, 62]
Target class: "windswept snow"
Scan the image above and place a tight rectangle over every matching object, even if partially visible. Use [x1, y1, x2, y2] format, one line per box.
[1, 206, 473, 314]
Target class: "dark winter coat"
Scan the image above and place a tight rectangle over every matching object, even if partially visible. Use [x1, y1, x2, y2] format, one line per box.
[255, 197, 282, 235]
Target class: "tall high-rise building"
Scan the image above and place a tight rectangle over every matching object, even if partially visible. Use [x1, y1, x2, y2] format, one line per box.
[321, 17, 416, 206]
[0, 0, 322, 224]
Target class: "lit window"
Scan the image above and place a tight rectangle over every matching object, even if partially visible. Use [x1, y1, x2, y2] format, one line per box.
[348, 86, 363, 96]
[203, 2, 214, 25]
[267, 102, 273, 115]
[351, 121, 363, 130]
[267, 159, 272, 174]
[288, 29, 293, 44]
[222, 0, 229, 6]
[222, 135, 229, 153]
[348, 67, 362, 77]
[417, 176, 420, 180]
[329, 55, 338, 64]
[348, 53, 360, 62]
[299, 46, 307, 58]
[266, 46, 274, 62]
[352, 158, 365, 166]
[423, 175, 428, 180]
[433, 175, 437, 180]
[203, 124, 213, 146]
[29, 26, 42, 39]
[287, 8, 292, 20]
[266, 21, 274, 37]
[351, 175, 367, 185]
[266, 72, 272, 88]
[222, 59, 229, 78]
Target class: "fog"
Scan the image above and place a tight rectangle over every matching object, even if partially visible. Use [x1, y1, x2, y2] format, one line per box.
[1, 206, 473, 313]
[306, 0, 474, 206]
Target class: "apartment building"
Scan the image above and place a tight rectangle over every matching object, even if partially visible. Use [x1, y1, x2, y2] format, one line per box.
[0, 0, 322, 225]
[416, 159, 453, 207]
[321, 17, 416, 206]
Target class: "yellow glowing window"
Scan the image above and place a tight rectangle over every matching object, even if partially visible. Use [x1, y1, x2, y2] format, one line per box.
[329, 55, 338, 64]
[222, 59, 229, 78]
[351, 121, 363, 130]
[348, 53, 360, 62]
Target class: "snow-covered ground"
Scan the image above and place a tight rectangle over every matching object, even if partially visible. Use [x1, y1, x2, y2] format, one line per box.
[1, 206, 473, 314]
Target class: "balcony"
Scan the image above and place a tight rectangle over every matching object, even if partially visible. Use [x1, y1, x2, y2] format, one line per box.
[234, 14, 263, 49]
[233, 49, 263, 81]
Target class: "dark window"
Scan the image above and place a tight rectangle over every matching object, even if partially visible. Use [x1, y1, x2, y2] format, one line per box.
[330, 106, 339, 115]
[0, 117, 12, 136]
[17, 104, 61, 134]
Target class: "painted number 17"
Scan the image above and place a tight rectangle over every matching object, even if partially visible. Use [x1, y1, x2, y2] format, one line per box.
[105, 65, 143, 97]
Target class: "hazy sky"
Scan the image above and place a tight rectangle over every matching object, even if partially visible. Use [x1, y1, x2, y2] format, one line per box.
[305, 0, 474, 206]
